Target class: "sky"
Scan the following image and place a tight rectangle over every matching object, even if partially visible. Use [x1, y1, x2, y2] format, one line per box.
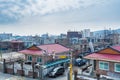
[0, 0, 120, 35]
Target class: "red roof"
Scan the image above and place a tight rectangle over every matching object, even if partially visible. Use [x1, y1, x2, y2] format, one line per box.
[112, 46, 120, 52]
[84, 53, 120, 62]
[19, 44, 70, 55]
[38, 44, 69, 54]
[19, 50, 42, 55]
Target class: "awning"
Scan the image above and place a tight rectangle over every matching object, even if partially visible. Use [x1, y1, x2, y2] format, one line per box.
[43, 58, 70, 68]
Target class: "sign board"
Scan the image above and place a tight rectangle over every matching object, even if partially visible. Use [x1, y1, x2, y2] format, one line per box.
[59, 55, 66, 59]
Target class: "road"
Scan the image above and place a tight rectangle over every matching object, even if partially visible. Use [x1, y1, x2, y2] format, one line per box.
[46, 72, 68, 80]
[0, 71, 97, 80]
[0, 66, 97, 80]
[0, 71, 68, 80]
[0, 72, 36, 80]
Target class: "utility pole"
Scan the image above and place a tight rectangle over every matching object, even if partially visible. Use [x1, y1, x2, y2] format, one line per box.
[68, 50, 73, 80]
[70, 51, 73, 80]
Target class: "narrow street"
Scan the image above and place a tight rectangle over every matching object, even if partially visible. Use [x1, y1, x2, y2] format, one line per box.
[0, 71, 67, 80]
[0, 72, 36, 80]
[0, 70, 97, 80]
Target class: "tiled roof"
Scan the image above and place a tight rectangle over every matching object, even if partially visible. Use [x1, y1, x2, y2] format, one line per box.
[38, 44, 69, 54]
[19, 44, 70, 55]
[112, 46, 120, 52]
[84, 53, 120, 62]
[19, 50, 42, 55]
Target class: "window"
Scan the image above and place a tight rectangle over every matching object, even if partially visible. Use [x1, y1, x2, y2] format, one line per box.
[37, 57, 42, 62]
[114, 63, 120, 72]
[99, 61, 109, 70]
[28, 55, 32, 61]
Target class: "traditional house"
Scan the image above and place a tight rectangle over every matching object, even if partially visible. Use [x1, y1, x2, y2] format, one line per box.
[19, 44, 70, 65]
[84, 46, 120, 79]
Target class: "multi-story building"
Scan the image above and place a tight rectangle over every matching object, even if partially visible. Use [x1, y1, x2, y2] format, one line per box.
[0, 33, 12, 41]
[41, 34, 58, 45]
[59, 34, 67, 39]
[0, 40, 24, 52]
[67, 31, 82, 39]
[14, 35, 42, 47]
[67, 31, 82, 44]
[82, 29, 91, 38]
[109, 33, 120, 45]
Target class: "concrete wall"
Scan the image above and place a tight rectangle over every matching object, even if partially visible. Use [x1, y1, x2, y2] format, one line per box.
[0, 62, 3, 72]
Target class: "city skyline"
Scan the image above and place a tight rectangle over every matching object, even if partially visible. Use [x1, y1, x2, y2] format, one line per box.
[0, 0, 120, 35]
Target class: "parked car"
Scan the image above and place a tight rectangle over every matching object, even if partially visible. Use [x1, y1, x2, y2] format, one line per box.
[48, 66, 65, 77]
[74, 58, 87, 67]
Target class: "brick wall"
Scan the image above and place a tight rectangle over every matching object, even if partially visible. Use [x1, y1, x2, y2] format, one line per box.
[28, 71, 38, 78]
[6, 68, 14, 74]
[17, 70, 25, 76]
[96, 60, 120, 75]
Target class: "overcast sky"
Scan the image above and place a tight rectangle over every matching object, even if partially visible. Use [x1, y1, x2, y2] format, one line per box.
[0, 0, 120, 35]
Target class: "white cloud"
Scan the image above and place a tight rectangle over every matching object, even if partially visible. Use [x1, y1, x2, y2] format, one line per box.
[0, 0, 109, 19]
[0, 0, 119, 35]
